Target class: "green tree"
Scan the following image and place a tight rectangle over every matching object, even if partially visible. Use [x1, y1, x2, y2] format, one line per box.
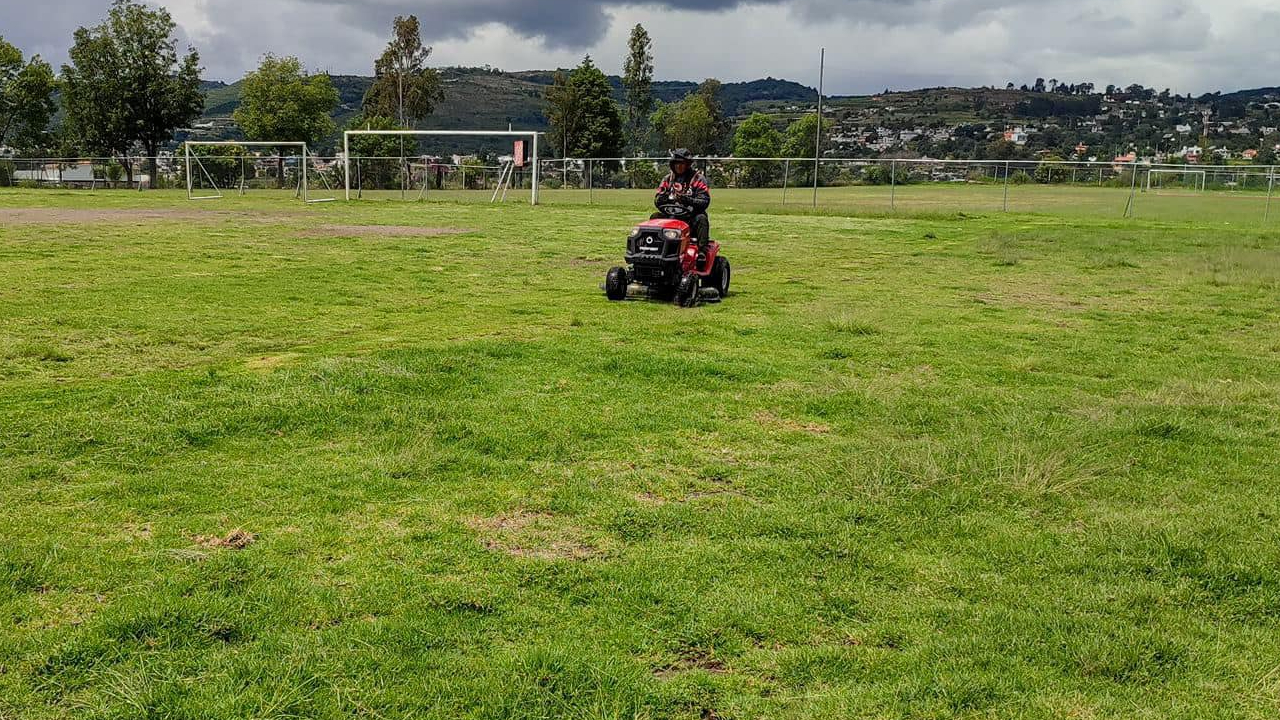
[651, 97, 717, 155]
[696, 78, 730, 151]
[546, 56, 623, 159]
[781, 113, 835, 186]
[782, 112, 834, 158]
[984, 139, 1019, 160]
[0, 37, 57, 153]
[1034, 154, 1066, 183]
[363, 15, 443, 128]
[732, 113, 782, 187]
[546, 70, 581, 159]
[733, 114, 782, 158]
[234, 54, 338, 187]
[61, 0, 203, 186]
[622, 24, 654, 155]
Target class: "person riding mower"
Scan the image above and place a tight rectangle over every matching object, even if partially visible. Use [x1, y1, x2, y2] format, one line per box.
[603, 151, 729, 307]
[652, 149, 711, 248]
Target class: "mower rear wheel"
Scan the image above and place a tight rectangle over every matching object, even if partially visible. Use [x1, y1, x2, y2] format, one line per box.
[676, 273, 700, 308]
[707, 257, 731, 297]
[604, 267, 629, 301]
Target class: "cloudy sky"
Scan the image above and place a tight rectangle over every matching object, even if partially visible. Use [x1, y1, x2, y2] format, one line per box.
[3, 0, 1278, 94]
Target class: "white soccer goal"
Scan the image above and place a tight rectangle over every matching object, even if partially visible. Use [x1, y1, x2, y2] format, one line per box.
[183, 141, 335, 203]
[1146, 168, 1207, 193]
[343, 130, 541, 204]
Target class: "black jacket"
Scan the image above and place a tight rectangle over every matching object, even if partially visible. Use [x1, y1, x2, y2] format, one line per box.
[655, 170, 711, 214]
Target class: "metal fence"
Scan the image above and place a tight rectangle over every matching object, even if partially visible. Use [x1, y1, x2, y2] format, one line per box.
[2, 154, 1276, 224]
[539, 157, 1278, 223]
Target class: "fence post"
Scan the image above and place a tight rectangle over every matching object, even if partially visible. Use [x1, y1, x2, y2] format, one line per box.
[1265, 165, 1275, 224]
[1124, 161, 1140, 218]
[1003, 161, 1010, 212]
[782, 159, 789, 205]
[812, 158, 819, 209]
[588, 159, 594, 205]
[890, 160, 896, 211]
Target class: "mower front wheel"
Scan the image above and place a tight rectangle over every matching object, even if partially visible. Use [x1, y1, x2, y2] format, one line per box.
[604, 267, 629, 301]
[676, 273, 700, 308]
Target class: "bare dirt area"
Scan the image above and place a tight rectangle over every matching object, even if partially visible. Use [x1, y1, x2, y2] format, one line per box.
[468, 510, 598, 561]
[296, 225, 472, 239]
[193, 528, 257, 550]
[0, 207, 307, 226]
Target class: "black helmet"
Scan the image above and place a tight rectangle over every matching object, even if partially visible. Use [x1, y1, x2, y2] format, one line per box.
[669, 148, 694, 171]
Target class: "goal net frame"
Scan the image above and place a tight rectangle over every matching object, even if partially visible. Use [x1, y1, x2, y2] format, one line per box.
[1146, 168, 1207, 193]
[183, 141, 335, 203]
[405, 160, 508, 200]
[343, 130, 541, 205]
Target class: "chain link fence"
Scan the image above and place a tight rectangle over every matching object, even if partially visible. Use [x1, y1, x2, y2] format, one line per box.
[2, 154, 1276, 224]
[539, 157, 1279, 224]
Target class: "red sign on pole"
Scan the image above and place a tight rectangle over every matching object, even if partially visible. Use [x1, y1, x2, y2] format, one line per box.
[514, 140, 526, 168]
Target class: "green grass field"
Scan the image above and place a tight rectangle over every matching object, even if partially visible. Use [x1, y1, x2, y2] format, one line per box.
[2, 188, 1279, 719]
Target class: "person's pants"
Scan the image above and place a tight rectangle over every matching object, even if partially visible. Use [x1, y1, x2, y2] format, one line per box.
[651, 211, 710, 245]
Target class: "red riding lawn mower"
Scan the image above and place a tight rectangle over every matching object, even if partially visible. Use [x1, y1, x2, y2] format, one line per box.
[604, 201, 730, 307]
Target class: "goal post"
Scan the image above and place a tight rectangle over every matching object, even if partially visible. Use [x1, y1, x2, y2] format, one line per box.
[343, 130, 541, 204]
[183, 141, 333, 202]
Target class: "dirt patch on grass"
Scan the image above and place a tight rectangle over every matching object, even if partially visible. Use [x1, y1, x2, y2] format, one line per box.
[296, 225, 471, 239]
[653, 648, 731, 679]
[974, 288, 1087, 312]
[1, 207, 289, 225]
[469, 510, 597, 561]
[193, 529, 256, 550]
[245, 353, 299, 371]
[754, 410, 831, 435]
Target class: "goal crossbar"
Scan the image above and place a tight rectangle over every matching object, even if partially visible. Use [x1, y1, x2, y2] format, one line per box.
[342, 130, 541, 204]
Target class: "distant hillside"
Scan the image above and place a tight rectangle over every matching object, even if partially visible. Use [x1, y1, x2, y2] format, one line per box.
[189, 71, 1280, 160]
[1211, 87, 1280, 103]
[193, 67, 817, 150]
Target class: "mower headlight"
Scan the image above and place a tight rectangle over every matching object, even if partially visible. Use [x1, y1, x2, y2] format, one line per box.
[662, 229, 681, 241]
[628, 227, 641, 239]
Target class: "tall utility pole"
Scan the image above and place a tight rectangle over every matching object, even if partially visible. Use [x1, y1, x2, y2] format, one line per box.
[813, 47, 825, 209]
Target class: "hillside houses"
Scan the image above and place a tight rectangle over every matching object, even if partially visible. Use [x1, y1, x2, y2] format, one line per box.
[804, 84, 1280, 163]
